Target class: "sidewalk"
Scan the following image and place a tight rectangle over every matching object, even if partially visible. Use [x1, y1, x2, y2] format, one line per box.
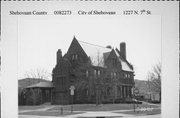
[19, 106, 55, 113]
[19, 111, 134, 118]
[19, 113, 161, 118]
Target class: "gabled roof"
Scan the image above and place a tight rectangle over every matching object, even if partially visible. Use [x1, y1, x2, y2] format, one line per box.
[25, 81, 53, 88]
[78, 40, 111, 67]
[73, 37, 133, 72]
[18, 78, 51, 88]
[115, 49, 134, 72]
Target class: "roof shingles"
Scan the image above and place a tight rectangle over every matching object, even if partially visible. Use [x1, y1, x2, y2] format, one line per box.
[78, 40, 133, 72]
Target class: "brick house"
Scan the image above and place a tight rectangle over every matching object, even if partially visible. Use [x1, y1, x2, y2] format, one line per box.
[52, 36, 135, 105]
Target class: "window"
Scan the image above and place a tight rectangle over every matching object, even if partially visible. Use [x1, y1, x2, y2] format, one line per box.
[112, 58, 117, 66]
[94, 69, 100, 78]
[72, 55, 74, 60]
[110, 72, 117, 79]
[98, 70, 100, 77]
[114, 72, 116, 79]
[124, 73, 126, 78]
[72, 54, 78, 60]
[111, 72, 113, 78]
[75, 54, 78, 60]
[126, 74, 128, 78]
[94, 70, 97, 78]
[127, 74, 130, 78]
[86, 70, 89, 78]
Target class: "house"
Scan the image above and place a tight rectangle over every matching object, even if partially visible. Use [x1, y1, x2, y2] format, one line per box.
[18, 78, 53, 105]
[52, 36, 135, 105]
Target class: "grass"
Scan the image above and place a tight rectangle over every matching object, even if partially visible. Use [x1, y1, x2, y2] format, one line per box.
[19, 110, 84, 116]
[48, 103, 160, 112]
[19, 105, 50, 111]
[19, 103, 161, 117]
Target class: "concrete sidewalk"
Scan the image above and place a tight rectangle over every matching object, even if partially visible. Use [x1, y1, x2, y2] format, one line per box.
[19, 114, 161, 118]
[19, 106, 55, 113]
[19, 111, 134, 118]
[68, 111, 134, 117]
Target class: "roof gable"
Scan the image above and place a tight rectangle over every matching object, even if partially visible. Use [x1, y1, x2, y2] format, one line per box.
[66, 37, 134, 72]
[26, 81, 53, 88]
[78, 40, 111, 67]
[115, 49, 133, 72]
[66, 37, 88, 62]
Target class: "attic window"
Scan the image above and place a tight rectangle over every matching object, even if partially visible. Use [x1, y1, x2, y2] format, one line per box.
[72, 54, 78, 60]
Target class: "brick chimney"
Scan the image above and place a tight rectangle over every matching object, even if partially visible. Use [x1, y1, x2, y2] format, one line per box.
[57, 49, 62, 63]
[120, 42, 126, 60]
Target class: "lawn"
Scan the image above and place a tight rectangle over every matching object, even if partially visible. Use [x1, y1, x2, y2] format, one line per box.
[48, 103, 160, 112]
[19, 104, 52, 111]
[19, 110, 84, 116]
[19, 103, 161, 117]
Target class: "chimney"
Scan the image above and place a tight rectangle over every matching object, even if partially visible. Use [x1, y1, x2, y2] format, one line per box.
[106, 45, 112, 49]
[57, 49, 62, 63]
[120, 42, 126, 60]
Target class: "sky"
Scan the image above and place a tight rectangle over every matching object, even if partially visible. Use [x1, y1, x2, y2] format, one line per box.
[18, 15, 161, 80]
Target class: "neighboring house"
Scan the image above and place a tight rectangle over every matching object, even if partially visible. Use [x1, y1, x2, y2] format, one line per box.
[18, 78, 53, 105]
[135, 79, 160, 102]
[19, 78, 50, 88]
[52, 36, 135, 105]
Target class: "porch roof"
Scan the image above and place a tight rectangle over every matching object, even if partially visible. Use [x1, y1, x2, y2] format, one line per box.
[25, 81, 54, 88]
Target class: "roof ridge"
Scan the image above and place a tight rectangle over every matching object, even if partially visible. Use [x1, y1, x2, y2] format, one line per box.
[78, 40, 111, 50]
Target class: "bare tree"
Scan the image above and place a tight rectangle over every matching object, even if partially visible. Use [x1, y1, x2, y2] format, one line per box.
[24, 68, 51, 80]
[91, 51, 104, 67]
[147, 63, 161, 102]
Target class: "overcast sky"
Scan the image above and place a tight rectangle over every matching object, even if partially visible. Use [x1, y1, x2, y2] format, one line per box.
[18, 15, 161, 80]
